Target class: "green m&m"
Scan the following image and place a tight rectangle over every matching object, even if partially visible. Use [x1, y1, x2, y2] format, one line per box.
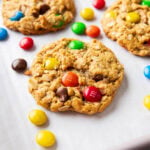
[71, 22, 86, 35]
[141, 0, 150, 7]
[68, 40, 84, 50]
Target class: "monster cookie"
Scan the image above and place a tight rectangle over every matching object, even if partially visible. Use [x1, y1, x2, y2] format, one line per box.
[28, 38, 124, 115]
[2, 0, 75, 35]
[101, 0, 150, 56]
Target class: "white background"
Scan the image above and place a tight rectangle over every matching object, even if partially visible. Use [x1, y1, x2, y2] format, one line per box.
[0, 0, 150, 150]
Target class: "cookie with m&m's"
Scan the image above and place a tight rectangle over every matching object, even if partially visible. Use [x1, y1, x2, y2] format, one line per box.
[28, 38, 124, 115]
[2, 0, 75, 35]
[101, 0, 150, 56]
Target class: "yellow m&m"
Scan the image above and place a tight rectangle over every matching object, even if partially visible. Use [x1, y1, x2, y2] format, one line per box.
[126, 12, 140, 23]
[28, 109, 48, 126]
[144, 95, 150, 109]
[80, 8, 95, 20]
[43, 57, 59, 70]
[36, 130, 56, 147]
[106, 11, 117, 19]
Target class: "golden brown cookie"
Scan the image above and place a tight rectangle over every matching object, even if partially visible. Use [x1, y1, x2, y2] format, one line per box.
[2, 0, 75, 35]
[28, 38, 124, 115]
[101, 0, 150, 56]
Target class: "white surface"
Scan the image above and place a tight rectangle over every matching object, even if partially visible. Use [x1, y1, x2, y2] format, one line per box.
[0, 0, 150, 150]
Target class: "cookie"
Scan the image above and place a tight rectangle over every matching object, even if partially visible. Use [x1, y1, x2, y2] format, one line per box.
[2, 0, 75, 35]
[101, 0, 150, 56]
[28, 38, 124, 115]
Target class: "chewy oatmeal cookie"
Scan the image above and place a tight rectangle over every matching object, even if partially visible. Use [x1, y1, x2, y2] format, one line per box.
[28, 38, 124, 115]
[101, 0, 150, 56]
[2, 0, 75, 35]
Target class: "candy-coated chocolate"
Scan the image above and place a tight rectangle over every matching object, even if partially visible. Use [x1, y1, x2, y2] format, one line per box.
[43, 58, 59, 70]
[83, 86, 102, 102]
[80, 8, 95, 20]
[19, 37, 34, 50]
[126, 12, 140, 23]
[86, 25, 100, 38]
[56, 87, 69, 102]
[144, 65, 150, 79]
[68, 40, 84, 49]
[36, 130, 56, 147]
[92, 0, 105, 9]
[11, 58, 27, 72]
[10, 11, 24, 21]
[53, 20, 64, 28]
[0, 28, 8, 40]
[71, 22, 86, 35]
[106, 11, 117, 19]
[144, 95, 150, 109]
[62, 72, 79, 87]
[28, 109, 48, 126]
[141, 0, 150, 7]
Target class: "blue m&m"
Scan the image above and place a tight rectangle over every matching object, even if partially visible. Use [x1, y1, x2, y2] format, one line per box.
[10, 11, 24, 21]
[0, 28, 8, 40]
[144, 65, 150, 79]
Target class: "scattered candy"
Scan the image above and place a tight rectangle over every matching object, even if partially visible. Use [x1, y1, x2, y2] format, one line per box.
[105, 11, 117, 19]
[62, 72, 79, 87]
[141, 0, 150, 7]
[80, 8, 95, 20]
[0, 28, 8, 40]
[68, 40, 84, 49]
[19, 37, 34, 50]
[56, 87, 69, 102]
[144, 65, 150, 79]
[43, 58, 59, 70]
[11, 58, 27, 72]
[92, 0, 105, 9]
[71, 22, 86, 35]
[126, 12, 140, 23]
[83, 86, 102, 102]
[36, 130, 56, 147]
[144, 95, 150, 109]
[86, 25, 100, 38]
[10, 11, 24, 21]
[28, 109, 48, 126]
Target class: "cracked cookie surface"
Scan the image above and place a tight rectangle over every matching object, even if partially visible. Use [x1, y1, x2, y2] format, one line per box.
[2, 0, 75, 35]
[28, 38, 124, 115]
[101, 0, 150, 56]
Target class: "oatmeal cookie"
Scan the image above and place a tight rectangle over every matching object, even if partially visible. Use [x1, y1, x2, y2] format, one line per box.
[2, 0, 75, 35]
[28, 38, 124, 115]
[101, 0, 150, 56]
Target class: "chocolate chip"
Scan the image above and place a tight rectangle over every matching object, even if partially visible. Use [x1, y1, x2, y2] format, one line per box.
[93, 74, 103, 82]
[39, 4, 50, 14]
[12, 58, 27, 72]
[32, 12, 39, 18]
[56, 87, 69, 102]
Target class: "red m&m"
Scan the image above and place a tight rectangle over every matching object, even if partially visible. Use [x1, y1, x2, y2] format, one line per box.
[92, 0, 105, 9]
[62, 72, 79, 87]
[19, 37, 34, 50]
[83, 86, 102, 102]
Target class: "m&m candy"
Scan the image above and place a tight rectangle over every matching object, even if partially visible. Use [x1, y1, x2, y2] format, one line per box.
[62, 72, 79, 87]
[144, 65, 150, 79]
[28, 109, 48, 126]
[144, 95, 150, 109]
[43, 58, 59, 70]
[80, 8, 95, 20]
[68, 40, 84, 49]
[71, 22, 86, 35]
[83, 86, 102, 102]
[92, 0, 105, 9]
[0, 28, 8, 40]
[105, 11, 117, 19]
[141, 0, 150, 7]
[126, 12, 140, 23]
[86, 25, 100, 38]
[36, 130, 56, 147]
[19, 37, 34, 50]
[10, 11, 24, 21]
